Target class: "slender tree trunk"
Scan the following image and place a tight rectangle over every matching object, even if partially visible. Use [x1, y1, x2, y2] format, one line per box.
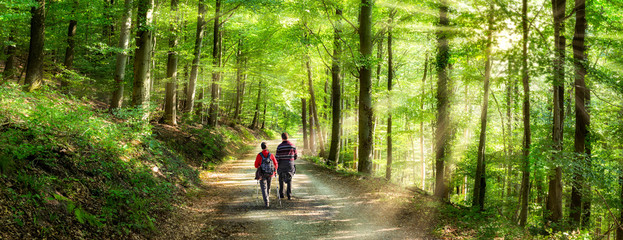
[302, 97, 309, 150]
[421, 54, 428, 190]
[234, 39, 243, 122]
[385, 9, 395, 181]
[547, 0, 566, 227]
[131, 0, 154, 117]
[185, 0, 207, 113]
[434, 0, 451, 199]
[251, 78, 262, 129]
[61, 1, 77, 89]
[472, 5, 494, 210]
[571, 0, 590, 229]
[164, 0, 180, 125]
[519, 0, 531, 227]
[328, 9, 343, 165]
[309, 96, 316, 153]
[357, 0, 374, 174]
[261, 101, 267, 129]
[307, 58, 324, 156]
[109, 0, 133, 110]
[208, 0, 222, 126]
[24, 0, 46, 92]
[2, 33, 17, 83]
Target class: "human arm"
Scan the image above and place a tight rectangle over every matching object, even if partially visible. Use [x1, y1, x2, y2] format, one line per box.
[254, 153, 261, 168]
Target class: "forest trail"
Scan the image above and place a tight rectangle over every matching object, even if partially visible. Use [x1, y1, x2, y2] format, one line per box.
[156, 139, 432, 240]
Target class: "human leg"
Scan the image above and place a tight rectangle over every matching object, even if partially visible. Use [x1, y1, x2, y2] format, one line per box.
[260, 178, 269, 207]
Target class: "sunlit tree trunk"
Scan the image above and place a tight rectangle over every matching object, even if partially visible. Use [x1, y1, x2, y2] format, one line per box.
[434, 0, 451, 199]
[519, 0, 531, 227]
[250, 78, 262, 129]
[24, 0, 46, 92]
[164, 0, 180, 126]
[131, 0, 154, 118]
[472, 5, 494, 211]
[385, 9, 396, 181]
[185, 0, 207, 113]
[234, 39, 244, 122]
[571, 0, 590, 229]
[309, 94, 316, 153]
[109, 0, 133, 110]
[328, 9, 343, 166]
[302, 97, 308, 150]
[357, 0, 374, 174]
[207, 0, 222, 126]
[420, 54, 428, 190]
[546, 0, 566, 227]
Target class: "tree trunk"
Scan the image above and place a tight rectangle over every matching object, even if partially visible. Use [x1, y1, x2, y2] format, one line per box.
[434, 0, 451, 199]
[420, 54, 428, 190]
[164, 0, 180, 126]
[385, 9, 395, 181]
[307, 58, 324, 156]
[309, 95, 316, 153]
[234, 39, 243, 122]
[2, 33, 17, 84]
[328, 9, 343, 166]
[472, 5, 493, 211]
[571, 0, 590, 229]
[518, 0, 531, 227]
[109, 0, 133, 110]
[261, 101, 267, 129]
[24, 0, 46, 92]
[131, 0, 154, 117]
[302, 97, 308, 150]
[546, 0, 566, 227]
[185, 0, 207, 113]
[208, 0, 222, 126]
[357, 0, 374, 174]
[251, 78, 262, 129]
[61, 0, 77, 90]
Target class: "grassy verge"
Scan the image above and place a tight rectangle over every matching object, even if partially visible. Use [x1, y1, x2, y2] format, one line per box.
[0, 84, 262, 238]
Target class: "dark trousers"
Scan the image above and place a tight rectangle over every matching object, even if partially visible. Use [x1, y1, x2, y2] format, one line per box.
[259, 176, 272, 206]
[278, 173, 292, 198]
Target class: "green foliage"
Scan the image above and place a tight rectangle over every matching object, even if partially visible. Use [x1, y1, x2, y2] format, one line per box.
[0, 85, 199, 237]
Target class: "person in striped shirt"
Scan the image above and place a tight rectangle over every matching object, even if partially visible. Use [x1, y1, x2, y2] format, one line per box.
[275, 132, 297, 200]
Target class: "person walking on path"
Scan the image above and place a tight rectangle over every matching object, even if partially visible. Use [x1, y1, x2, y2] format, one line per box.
[275, 133, 297, 200]
[255, 142, 278, 208]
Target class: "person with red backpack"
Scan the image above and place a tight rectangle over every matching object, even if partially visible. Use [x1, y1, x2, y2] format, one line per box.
[255, 142, 278, 208]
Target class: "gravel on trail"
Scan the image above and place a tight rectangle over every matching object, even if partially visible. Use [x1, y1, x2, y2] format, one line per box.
[157, 139, 436, 240]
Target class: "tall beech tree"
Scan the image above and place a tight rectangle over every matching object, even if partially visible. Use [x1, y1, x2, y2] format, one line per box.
[164, 0, 180, 125]
[185, 0, 208, 113]
[61, 0, 78, 89]
[519, 0, 531, 227]
[472, 4, 494, 210]
[385, 9, 395, 181]
[109, 0, 133, 110]
[131, 0, 154, 114]
[434, 0, 451, 199]
[546, 0, 566, 226]
[570, 0, 590, 228]
[328, 8, 343, 166]
[357, 0, 374, 174]
[24, 0, 46, 92]
[207, 0, 222, 126]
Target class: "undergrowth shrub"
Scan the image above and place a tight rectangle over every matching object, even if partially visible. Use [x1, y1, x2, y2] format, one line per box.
[0, 85, 198, 238]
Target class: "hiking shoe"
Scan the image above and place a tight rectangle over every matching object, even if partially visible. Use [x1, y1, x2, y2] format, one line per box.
[287, 195, 292, 200]
[265, 202, 270, 208]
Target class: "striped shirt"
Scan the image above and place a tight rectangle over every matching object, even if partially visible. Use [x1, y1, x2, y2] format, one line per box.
[276, 141, 297, 161]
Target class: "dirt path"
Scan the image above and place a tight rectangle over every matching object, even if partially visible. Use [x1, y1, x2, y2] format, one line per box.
[157, 139, 433, 239]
